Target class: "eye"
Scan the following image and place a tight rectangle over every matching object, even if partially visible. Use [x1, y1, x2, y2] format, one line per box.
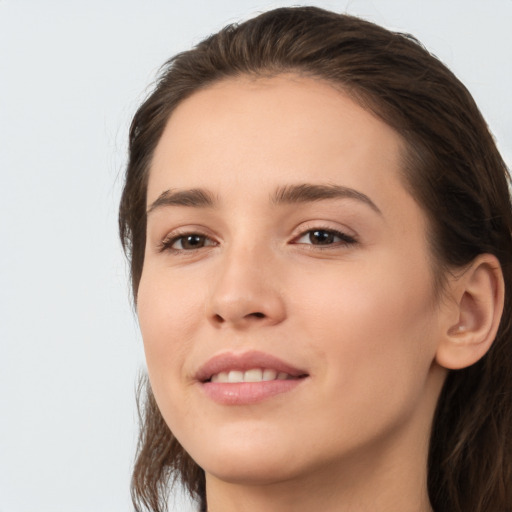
[294, 228, 356, 247]
[160, 233, 217, 252]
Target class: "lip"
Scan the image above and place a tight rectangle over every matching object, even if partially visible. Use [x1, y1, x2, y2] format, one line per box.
[195, 350, 309, 405]
[195, 350, 307, 382]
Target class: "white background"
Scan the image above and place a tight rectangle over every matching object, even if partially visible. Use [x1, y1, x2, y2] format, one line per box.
[0, 1, 511, 511]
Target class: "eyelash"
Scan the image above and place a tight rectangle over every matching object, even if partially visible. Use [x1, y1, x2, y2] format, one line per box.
[292, 227, 357, 248]
[158, 231, 217, 253]
[158, 227, 357, 254]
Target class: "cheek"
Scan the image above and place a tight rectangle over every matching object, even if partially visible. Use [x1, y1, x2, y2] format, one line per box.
[137, 268, 204, 384]
[291, 255, 438, 406]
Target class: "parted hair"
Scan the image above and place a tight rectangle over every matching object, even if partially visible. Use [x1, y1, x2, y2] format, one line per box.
[119, 7, 512, 512]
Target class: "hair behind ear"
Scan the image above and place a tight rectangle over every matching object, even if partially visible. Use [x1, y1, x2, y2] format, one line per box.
[428, 256, 511, 512]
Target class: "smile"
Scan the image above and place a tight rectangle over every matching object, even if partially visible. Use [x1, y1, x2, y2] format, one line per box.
[196, 351, 308, 405]
[210, 369, 295, 383]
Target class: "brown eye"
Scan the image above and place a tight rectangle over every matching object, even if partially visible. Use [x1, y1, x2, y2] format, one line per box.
[294, 229, 357, 247]
[309, 230, 336, 245]
[172, 234, 208, 250]
[160, 232, 218, 253]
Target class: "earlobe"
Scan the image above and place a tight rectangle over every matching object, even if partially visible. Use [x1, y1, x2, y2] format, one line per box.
[435, 254, 505, 370]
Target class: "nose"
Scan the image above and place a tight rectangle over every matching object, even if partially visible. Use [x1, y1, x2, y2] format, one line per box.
[206, 244, 286, 329]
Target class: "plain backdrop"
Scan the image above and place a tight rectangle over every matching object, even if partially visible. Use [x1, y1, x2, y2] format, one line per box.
[0, 1, 511, 511]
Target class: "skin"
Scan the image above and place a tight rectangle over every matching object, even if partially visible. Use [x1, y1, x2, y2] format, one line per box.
[137, 75, 459, 512]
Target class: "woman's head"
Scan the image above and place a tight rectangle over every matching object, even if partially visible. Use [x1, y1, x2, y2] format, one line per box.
[119, 7, 512, 512]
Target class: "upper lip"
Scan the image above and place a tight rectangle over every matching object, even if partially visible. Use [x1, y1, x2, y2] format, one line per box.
[195, 350, 308, 382]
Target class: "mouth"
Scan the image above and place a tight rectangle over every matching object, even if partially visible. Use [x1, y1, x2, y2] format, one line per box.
[196, 350, 308, 383]
[209, 368, 300, 383]
[196, 351, 309, 405]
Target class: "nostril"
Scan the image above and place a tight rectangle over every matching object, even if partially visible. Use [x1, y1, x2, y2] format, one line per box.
[210, 310, 271, 326]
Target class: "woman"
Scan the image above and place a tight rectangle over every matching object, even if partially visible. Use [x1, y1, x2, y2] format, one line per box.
[119, 6, 512, 512]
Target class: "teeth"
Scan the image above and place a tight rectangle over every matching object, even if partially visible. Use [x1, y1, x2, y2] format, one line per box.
[262, 369, 277, 381]
[210, 368, 291, 383]
[228, 370, 244, 383]
[211, 372, 228, 383]
[244, 368, 263, 382]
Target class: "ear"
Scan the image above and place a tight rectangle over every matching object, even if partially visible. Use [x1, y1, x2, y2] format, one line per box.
[435, 254, 505, 370]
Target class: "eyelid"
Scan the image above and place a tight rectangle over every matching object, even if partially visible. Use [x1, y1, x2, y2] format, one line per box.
[157, 226, 219, 253]
[290, 221, 358, 243]
[155, 221, 358, 254]
[291, 230, 358, 250]
[294, 229, 356, 244]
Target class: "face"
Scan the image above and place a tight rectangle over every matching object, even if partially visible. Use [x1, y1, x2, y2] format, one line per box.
[137, 75, 447, 487]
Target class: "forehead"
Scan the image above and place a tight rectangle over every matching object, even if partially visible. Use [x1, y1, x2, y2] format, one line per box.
[148, 74, 406, 207]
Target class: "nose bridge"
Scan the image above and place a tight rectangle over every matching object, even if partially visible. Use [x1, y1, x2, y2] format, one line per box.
[207, 236, 286, 328]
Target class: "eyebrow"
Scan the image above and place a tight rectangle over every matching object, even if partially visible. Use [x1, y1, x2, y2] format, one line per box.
[271, 183, 382, 214]
[146, 183, 381, 215]
[147, 188, 216, 214]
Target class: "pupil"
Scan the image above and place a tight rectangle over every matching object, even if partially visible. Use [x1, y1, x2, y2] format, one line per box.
[311, 230, 333, 244]
[184, 235, 204, 249]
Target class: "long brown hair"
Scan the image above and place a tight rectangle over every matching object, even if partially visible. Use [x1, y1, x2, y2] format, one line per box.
[119, 7, 512, 511]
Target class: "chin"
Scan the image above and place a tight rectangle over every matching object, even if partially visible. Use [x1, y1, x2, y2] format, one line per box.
[185, 430, 309, 485]
[202, 455, 302, 486]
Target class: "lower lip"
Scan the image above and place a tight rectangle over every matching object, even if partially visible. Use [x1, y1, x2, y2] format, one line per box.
[201, 378, 306, 405]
